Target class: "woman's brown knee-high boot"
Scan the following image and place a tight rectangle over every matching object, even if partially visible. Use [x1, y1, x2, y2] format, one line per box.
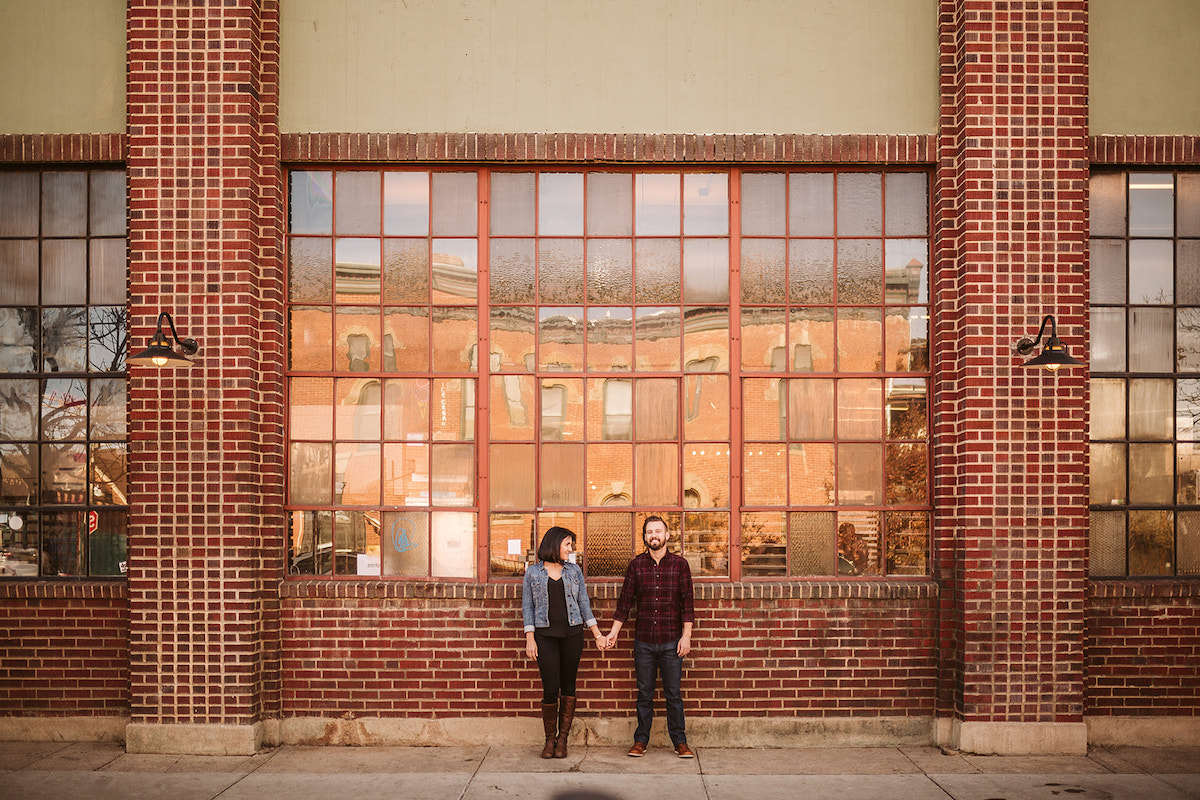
[540, 702, 558, 759]
[553, 695, 576, 758]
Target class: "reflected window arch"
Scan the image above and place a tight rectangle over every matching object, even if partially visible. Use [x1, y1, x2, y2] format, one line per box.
[602, 378, 632, 440]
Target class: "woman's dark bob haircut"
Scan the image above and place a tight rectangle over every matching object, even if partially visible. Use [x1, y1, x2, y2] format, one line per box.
[537, 526, 577, 564]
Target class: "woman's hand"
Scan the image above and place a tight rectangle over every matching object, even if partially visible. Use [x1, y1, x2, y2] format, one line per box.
[526, 634, 537, 660]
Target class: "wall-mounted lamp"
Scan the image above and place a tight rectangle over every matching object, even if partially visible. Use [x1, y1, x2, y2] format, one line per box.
[1014, 314, 1086, 371]
[128, 311, 199, 368]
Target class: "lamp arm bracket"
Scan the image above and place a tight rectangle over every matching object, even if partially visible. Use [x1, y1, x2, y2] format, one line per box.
[158, 311, 199, 356]
[1015, 313, 1057, 355]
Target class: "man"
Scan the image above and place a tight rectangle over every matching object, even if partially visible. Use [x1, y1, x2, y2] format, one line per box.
[604, 515, 696, 758]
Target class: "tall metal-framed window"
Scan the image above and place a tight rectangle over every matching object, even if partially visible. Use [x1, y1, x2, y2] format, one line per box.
[0, 169, 129, 578]
[284, 167, 931, 580]
[1089, 170, 1200, 577]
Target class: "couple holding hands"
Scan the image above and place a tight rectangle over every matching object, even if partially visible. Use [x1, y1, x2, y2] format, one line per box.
[521, 517, 696, 760]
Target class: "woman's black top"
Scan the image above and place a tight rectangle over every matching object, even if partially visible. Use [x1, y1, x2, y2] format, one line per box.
[543, 576, 584, 637]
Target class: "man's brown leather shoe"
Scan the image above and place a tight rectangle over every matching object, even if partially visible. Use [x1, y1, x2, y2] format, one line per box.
[627, 742, 647, 757]
[674, 743, 695, 758]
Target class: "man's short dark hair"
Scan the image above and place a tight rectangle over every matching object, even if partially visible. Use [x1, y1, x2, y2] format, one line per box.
[537, 526, 577, 564]
[642, 515, 668, 536]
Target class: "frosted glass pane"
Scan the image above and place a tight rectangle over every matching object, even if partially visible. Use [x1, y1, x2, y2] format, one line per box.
[539, 307, 584, 371]
[431, 172, 477, 236]
[1179, 309, 1200, 372]
[837, 239, 882, 304]
[682, 238, 729, 303]
[88, 171, 126, 237]
[384, 171, 429, 235]
[383, 238, 429, 303]
[788, 511, 835, 575]
[541, 442, 584, 506]
[489, 238, 535, 304]
[585, 510, 633, 576]
[291, 171, 332, 234]
[490, 172, 534, 236]
[634, 238, 680, 303]
[1129, 308, 1173, 373]
[741, 238, 786, 303]
[1089, 239, 1126, 304]
[1090, 307, 1126, 372]
[1180, 242, 1200, 304]
[1129, 444, 1173, 505]
[789, 173, 834, 236]
[335, 171, 381, 235]
[382, 511, 429, 576]
[1179, 173, 1200, 237]
[538, 239, 585, 303]
[42, 240, 86, 304]
[540, 173, 584, 236]
[1089, 173, 1126, 237]
[0, 172, 39, 236]
[741, 173, 785, 236]
[1089, 511, 1126, 576]
[636, 443, 678, 504]
[0, 240, 38, 304]
[1089, 378, 1125, 440]
[788, 239, 834, 304]
[1129, 172, 1173, 237]
[1129, 378, 1173, 440]
[490, 443, 535, 508]
[586, 239, 632, 303]
[1180, 511, 1200, 575]
[636, 378, 678, 440]
[1129, 239, 1173, 304]
[587, 173, 632, 236]
[884, 172, 927, 236]
[586, 307, 633, 372]
[740, 308, 786, 372]
[289, 238, 332, 302]
[42, 172, 87, 236]
[89, 238, 126, 306]
[683, 173, 728, 235]
[837, 173, 882, 236]
[636, 173, 680, 235]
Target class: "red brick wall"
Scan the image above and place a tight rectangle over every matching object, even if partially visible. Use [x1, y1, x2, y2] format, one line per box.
[0, 584, 128, 715]
[126, 0, 286, 726]
[1086, 582, 1200, 716]
[280, 583, 937, 717]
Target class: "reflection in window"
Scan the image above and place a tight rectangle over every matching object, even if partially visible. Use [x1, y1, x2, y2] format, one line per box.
[1089, 171, 1200, 576]
[0, 170, 128, 579]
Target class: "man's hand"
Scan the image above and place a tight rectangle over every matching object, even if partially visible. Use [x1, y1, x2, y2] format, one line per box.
[677, 634, 691, 658]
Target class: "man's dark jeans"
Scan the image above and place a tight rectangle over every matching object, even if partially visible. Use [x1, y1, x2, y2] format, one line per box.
[633, 638, 686, 746]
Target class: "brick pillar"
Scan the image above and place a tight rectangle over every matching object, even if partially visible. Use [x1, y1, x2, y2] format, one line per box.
[934, 0, 1089, 754]
[126, 0, 284, 754]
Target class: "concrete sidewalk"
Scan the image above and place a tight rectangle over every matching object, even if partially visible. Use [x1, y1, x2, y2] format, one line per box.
[1, 741, 1197, 800]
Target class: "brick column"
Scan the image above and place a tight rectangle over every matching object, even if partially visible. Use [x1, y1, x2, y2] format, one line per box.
[934, 0, 1089, 754]
[126, 0, 285, 754]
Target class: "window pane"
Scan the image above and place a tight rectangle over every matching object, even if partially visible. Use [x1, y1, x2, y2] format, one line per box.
[384, 307, 429, 372]
[489, 512, 534, 577]
[634, 238, 681, 303]
[0, 443, 37, 505]
[1090, 442, 1127, 505]
[741, 173, 785, 236]
[587, 173, 633, 236]
[491, 306, 535, 372]
[585, 510, 633, 577]
[432, 442, 474, 506]
[1129, 379, 1173, 440]
[837, 443, 882, 505]
[88, 508, 127, 576]
[432, 239, 478, 304]
[884, 173, 927, 236]
[587, 443, 631, 506]
[1128, 510, 1173, 575]
[837, 239, 882, 304]
[1090, 307, 1126, 372]
[336, 443, 381, 505]
[1090, 378, 1126, 440]
[740, 308, 786, 373]
[430, 307, 476, 371]
[837, 173, 882, 236]
[88, 171, 126, 237]
[1128, 173, 1174, 237]
[788, 510, 835, 576]
[743, 378, 784, 440]
[335, 238, 381, 302]
[289, 307, 333, 371]
[682, 238, 729, 303]
[789, 442, 834, 506]
[542, 378, 584, 441]
[886, 511, 928, 575]
[538, 239, 585, 303]
[635, 443, 678, 505]
[289, 510, 332, 575]
[290, 442, 331, 505]
[741, 239, 786, 303]
[41, 510, 84, 576]
[492, 374, 536, 440]
[88, 307, 126, 373]
[683, 510, 729, 577]
[335, 171, 381, 235]
[743, 443, 786, 505]
[636, 378, 678, 440]
[887, 378, 927, 439]
[42, 240, 86, 304]
[539, 307, 584, 371]
[540, 442, 584, 507]
[42, 378, 87, 441]
[1090, 239, 1126, 304]
[89, 239, 126, 307]
[885, 240, 928, 305]
[540, 173, 583, 236]
[636, 173, 680, 236]
[42, 308, 87, 374]
[1089, 511, 1127, 576]
[885, 308, 928, 373]
[586, 307, 633, 372]
[89, 378, 126, 439]
[684, 173, 728, 235]
[0, 172, 39, 236]
[741, 511, 786, 577]
[837, 378, 882, 440]
[683, 307, 728, 371]
[886, 443, 927, 504]
[383, 239, 430, 304]
[1089, 173, 1126, 237]
[586, 238, 633, 304]
[431, 172, 477, 236]
[683, 445, 729, 508]
[788, 239, 835, 304]
[291, 171, 333, 234]
[837, 510, 881, 576]
[1178, 308, 1200, 372]
[490, 443, 535, 509]
[43, 171, 87, 236]
[790, 307, 835, 372]
[789, 173, 834, 236]
[289, 238, 332, 303]
[289, 378, 333, 440]
[383, 442, 428, 506]
[0, 240, 38, 305]
[1129, 443, 1173, 505]
[381, 511, 429, 576]
[1179, 511, 1200, 575]
[1129, 240, 1174, 304]
[384, 171, 429, 235]
[1179, 241, 1200, 305]
[1130, 308, 1174, 373]
[837, 307, 882, 372]
[0, 309, 37, 373]
[684, 373, 728, 441]
[431, 377, 475, 441]
[490, 172, 534, 236]
[0, 379, 38, 439]
[635, 306, 680, 371]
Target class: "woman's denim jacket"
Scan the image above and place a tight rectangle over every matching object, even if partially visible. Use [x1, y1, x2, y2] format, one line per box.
[522, 561, 597, 633]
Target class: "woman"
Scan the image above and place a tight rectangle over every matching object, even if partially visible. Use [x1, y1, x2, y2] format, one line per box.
[522, 526, 606, 758]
